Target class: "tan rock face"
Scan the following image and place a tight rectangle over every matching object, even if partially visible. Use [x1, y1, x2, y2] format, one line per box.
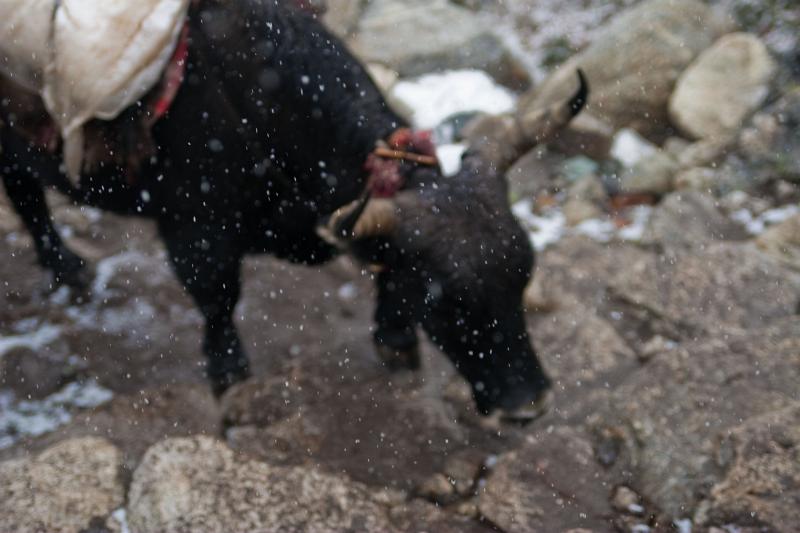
[520, 0, 727, 137]
[478, 427, 614, 531]
[696, 403, 800, 531]
[0, 437, 124, 533]
[669, 33, 776, 140]
[127, 436, 396, 533]
[756, 213, 800, 271]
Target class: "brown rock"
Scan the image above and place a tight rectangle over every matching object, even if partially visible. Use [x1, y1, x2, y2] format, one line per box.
[520, 0, 729, 137]
[127, 436, 395, 532]
[0, 437, 124, 533]
[756, 213, 800, 271]
[696, 403, 800, 531]
[669, 33, 776, 140]
[478, 427, 614, 531]
[641, 191, 747, 249]
[593, 318, 800, 518]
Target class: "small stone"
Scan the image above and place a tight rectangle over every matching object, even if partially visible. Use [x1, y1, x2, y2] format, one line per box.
[670, 33, 776, 140]
[674, 167, 718, 192]
[611, 486, 643, 514]
[568, 174, 608, 203]
[416, 473, 456, 503]
[564, 198, 603, 226]
[550, 112, 614, 160]
[621, 151, 679, 195]
[639, 335, 677, 361]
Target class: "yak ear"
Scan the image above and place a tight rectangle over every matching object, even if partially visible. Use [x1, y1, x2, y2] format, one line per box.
[317, 193, 399, 248]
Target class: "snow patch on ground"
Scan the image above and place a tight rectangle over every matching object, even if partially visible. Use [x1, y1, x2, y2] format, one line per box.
[0, 324, 62, 360]
[392, 70, 516, 129]
[611, 129, 657, 168]
[731, 204, 799, 235]
[0, 379, 113, 449]
[513, 200, 653, 250]
[110, 508, 131, 533]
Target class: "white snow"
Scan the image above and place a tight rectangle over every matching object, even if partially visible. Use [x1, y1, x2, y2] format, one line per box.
[0, 379, 114, 449]
[0, 324, 62, 359]
[111, 508, 131, 533]
[731, 204, 800, 235]
[437, 143, 468, 176]
[512, 200, 653, 251]
[391, 69, 516, 129]
[611, 128, 657, 168]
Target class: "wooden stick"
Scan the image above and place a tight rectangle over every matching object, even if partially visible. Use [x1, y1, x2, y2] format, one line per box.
[373, 147, 438, 166]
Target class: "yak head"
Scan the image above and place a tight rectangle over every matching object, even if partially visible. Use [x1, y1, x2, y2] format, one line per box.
[319, 71, 588, 422]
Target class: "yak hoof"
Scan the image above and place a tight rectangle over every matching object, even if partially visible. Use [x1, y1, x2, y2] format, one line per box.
[499, 389, 553, 425]
[480, 390, 553, 431]
[376, 344, 421, 372]
[208, 360, 251, 397]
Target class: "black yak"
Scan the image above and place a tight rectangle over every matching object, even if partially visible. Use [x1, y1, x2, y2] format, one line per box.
[0, 0, 587, 420]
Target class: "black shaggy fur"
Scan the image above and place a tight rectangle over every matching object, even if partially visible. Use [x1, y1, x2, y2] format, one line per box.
[0, 0, 554, 414]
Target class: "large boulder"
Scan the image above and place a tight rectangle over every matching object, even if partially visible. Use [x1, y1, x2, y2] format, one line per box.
[350, 0, 528, 88]
[607, 241, 800, 334]
[695, 403, 800, 531]
[519, 0, 729, 137]
[756, 213, 800, 271]
[593, 318, 800, 519]
[641, 191, 748, 249]
[478, 427, 614, 531]
[669, 33, 776, 140]
[127, 436, 396, 533]
[221, 364, 483, 492]
[0, 437, 124, 533]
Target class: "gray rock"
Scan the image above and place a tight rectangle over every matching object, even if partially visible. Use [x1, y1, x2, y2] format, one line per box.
[756, 213, 800, 271]
[519, 0, 729, 137]
[322, 0, 366, 38]
[673, 167, 719, 193]
[0, 437, 124, 533]
[670, 33, 776, 140]
[564, 198, 603, 226]
[593, 318, 800, 519]
[127, 436, 395, 533]
[607, 241, 800, 334]
[505, 147, 566, 201]
[696, 403, 800, 532]
[478, 427, 614, 531]
[222, 366, 479, 493]
[549, 112, 615, 160]
[641, 191, 747, 248]
[738, 87, 800, 184]
[351, 0, 528, 88]
[621, 151, 679, 195]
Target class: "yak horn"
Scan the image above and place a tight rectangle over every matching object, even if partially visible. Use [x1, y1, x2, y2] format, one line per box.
[516, 68, 588, 146]
[463, 69, 589, 172]
[317, 193, 398, 247]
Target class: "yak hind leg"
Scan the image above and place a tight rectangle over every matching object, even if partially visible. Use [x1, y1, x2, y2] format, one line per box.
[1, 152, 89, 289]
[159, 221, 250, 395]
[373, 271, 420, 371]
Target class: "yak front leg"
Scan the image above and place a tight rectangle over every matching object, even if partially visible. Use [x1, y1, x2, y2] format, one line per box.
[0, 149, 89, 289]
[159, 221, 250, 395]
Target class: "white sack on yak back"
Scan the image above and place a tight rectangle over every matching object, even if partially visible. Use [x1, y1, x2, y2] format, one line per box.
[0, 0, 190, 183]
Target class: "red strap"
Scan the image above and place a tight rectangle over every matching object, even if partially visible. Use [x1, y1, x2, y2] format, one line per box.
[152, 23, 190, 122]
[364, 128, 438, 198]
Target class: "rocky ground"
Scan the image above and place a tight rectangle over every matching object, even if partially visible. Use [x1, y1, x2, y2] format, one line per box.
[1, 0, 800, 532]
